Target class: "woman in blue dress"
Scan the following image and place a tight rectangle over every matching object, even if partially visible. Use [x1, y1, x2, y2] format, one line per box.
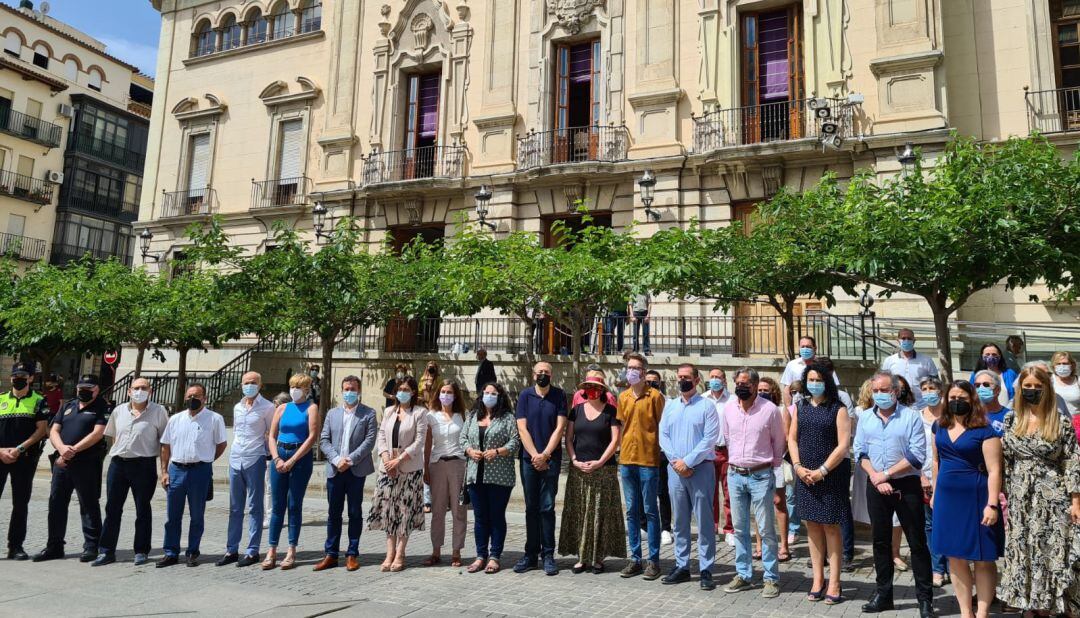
[931, 380, 1004, 618]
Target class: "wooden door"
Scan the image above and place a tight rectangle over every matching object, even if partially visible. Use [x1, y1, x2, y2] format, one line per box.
[741, 6, 803, 144]
[554, 44, 571, 163]
[786, 7, 804, 138]
[740, 13, 761, 145]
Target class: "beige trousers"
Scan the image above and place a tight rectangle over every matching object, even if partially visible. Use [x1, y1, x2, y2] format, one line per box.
[429, 457, 468, 552]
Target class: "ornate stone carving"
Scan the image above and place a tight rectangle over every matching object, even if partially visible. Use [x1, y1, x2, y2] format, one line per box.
[546, 0, 604, 34]
[456, 1, 470, 22]
[379, 4, 392, 36]
[411, 13, 434, 50]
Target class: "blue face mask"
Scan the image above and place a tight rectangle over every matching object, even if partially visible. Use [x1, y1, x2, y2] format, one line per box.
[873, 392, 896, 409]
[482, 393, 498, 409]
[922, 391, 941, 407]
[799, 347, 814, 360]
[396, 391, 412, 405]
[342, 391, 359, 406]
[806, 381, 826, 397]
[976, 385, 995, 403]
[708, 378, 724, 392]
[899, 340, 915, 353]
[241, 384, 259, 399]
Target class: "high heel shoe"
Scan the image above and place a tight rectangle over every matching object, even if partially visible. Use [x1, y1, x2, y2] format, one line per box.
[261, 553, 277, 570]
[824, 587, 844, 605]
[807, 589, 824, 602]
[280, 553, 296, 571]
[389, 559, 406, 572]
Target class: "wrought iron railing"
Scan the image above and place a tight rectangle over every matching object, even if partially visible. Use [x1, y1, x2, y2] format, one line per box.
[0, 108, 63, 148]
[362, 145, 466, 184]
[1025, 86, 1080, 134]
[517, 125, 630, 169]
[161, 187, 215, 218]
[692, 97, 856, 152]
[0, 169, 54, 204]
[0, 231, 46, 261]
[70, 134, 146, 171]
[50, 243, 133, 266]
[251, 176, 311, 209]
[60, 190, 140, 221]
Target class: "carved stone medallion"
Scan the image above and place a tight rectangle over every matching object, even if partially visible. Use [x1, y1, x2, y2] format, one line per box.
[546, 0, 604, 34]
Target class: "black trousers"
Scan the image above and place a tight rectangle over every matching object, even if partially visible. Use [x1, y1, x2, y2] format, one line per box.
[0, 453, 40, 551]
[98, 456, 158, 555]
[866, 474, 933, 603]
[46, 455, 104, 552]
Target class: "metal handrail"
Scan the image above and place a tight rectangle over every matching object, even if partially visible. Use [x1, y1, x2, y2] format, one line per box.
[70, 134, 146, 171]
[50, 243, 133, 266]
[0, 169, 54, 205]
[251, 176, 311, 209]
[0, 231, 47, 261]
[362, 145, 467, 184]
[692, 97, 856, 152]
[1025, 86, 1080, 134]
[161, 188, 215, 218]
[517, 125, 630, 169]
[0, 107, 63, 148]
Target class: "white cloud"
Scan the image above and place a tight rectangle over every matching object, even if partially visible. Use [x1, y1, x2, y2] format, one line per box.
[98, 36, 159, 77]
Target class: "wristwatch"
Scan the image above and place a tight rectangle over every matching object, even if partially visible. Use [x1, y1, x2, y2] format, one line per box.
[16, 444, 25, 455]
[883, 470, 891, 481]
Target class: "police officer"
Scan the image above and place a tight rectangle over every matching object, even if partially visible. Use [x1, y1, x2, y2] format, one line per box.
[33, 374, 108, 562]
[0, 362, 48, 560]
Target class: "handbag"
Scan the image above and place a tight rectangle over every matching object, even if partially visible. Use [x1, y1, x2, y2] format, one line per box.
[459, 482, 471, 506]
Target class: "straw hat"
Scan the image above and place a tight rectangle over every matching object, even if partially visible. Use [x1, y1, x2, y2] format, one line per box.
[577, 374, 609, 392]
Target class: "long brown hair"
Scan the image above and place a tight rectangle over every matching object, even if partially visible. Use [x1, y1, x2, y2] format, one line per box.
[1012, 365, 1061, 442]
[940, 380, 988, 430]
[433, 379, 469, 418]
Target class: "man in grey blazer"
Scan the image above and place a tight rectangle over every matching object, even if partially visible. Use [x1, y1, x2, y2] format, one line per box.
[313, 375, 377, 572]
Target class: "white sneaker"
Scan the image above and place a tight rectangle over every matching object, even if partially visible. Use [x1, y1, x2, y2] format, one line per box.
[725, 533, 735, 547]
[661, 531, 674, 546]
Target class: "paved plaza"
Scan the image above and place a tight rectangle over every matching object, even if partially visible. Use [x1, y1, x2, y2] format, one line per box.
[0, 472, 966, 617]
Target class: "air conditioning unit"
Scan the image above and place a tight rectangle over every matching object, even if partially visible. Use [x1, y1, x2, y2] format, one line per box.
[57, 103, 74, 118]
[46, 170, 63, 184]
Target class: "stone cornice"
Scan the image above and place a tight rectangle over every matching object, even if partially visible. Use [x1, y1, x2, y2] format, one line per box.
[868, 49, 944, 77]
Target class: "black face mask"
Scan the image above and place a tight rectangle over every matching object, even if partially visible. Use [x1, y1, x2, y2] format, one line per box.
[11, 377, 28, 391]
[678, 379, 695, 394]
[76, 389, 94, 403]
[948, 399, 972, 416]
[535, 374, 551, 388]
[427, 366, 436, 375]
[646, 381, 661, 390]
[186, 397, 203, 411]
[757, 392, 774, 404]
[734, 385, 753, 401]
[1021, 388, 1043, 405]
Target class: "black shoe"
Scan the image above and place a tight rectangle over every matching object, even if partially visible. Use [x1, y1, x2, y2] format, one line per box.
[662, 567, 691, 585]
[861, 593, 895, 613]
[700, 570, 716, 591]
[215, 553, 238, 567]
[841, 555, 856, 573]
[156, 555, 178, 568]
[7, 548, 28, 561]
[237, 554, 259, 568]
[542, 554, 559, 576]
[186, 552, 200, 567]
[79, 549, 98, 563]
[32, 548, 63, 562]
[513, 555, 537, 573]
[918, 600, 937, 618]
[91, 552, 115, 567]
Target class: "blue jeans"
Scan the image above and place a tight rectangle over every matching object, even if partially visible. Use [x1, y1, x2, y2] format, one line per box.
[470, 483, 513, 560]
[268, 445, 313, 547]
[785, 477, 800, 535]
[520, 458, 560, 558]
[604, 311, 627, 352]
[325, 473, 366, 557]
[841, 496, 855, 559]
[226, 459, 266, 556]
[631, 311, 650, 353]
[163, 462, 212, 557]
[620, 464, 661, 563]
[924, 504, 949, 575]
[729, 469, 780, 582]
[669, 462, 716, 571]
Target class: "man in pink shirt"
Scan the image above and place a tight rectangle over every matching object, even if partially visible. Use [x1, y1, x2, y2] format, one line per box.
[721, 367, 787, 599]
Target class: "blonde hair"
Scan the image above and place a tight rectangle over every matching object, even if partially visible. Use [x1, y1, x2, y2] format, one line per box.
[856, 378, 874, 410]
[1012, 365, 1060, 443]
[1052, 351, 1077, 378]
[288, 373, 313, 390]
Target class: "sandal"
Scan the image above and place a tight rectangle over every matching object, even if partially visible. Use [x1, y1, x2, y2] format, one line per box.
[467, 558, 485, 573]
[451, 553, 462, 567]
[380, 558, 392, 572]
[422, 555, 442, 567]
[261, 555, 277, 570]
[389, 559, 405, 572]
[280, 553, 296, 571]
[777, 550, 791, 562]
[484, 558, 501, 574]
[824, 593, 844, 605]
[592, 561, 604, 574]
[807, 590, 824, 602]
[753, 550, 763, 560]
[571, 562, 587, 574]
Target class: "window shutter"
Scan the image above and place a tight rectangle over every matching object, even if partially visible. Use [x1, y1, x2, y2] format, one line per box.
[277, 120, 303, 179]
[186, 133, 210, 191]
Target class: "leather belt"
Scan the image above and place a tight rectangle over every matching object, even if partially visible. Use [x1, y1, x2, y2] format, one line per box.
[438, 456, 465, 462]
[730, 462, 771, 475]
[277, 441, 302, 449]
[171, 461, 207, 469]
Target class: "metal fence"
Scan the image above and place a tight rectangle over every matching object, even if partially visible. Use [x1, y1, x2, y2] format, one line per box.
[0, 231, 46, 261]
[161, 187, 216, 218]
[1026, 86, 1080, 135]
[0, 107, 63, 148]
[516, 125, 630, 169]
[0, 169, 54, 205]
[362, 145, 466, 184]
[251, 176, 310, 209]
[692, 97, 856, 152]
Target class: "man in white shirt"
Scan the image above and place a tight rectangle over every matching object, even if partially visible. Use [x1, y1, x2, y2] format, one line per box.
[780, 336, 840, 407]
[93, 378, 168, 567]
[703, 368, 734, 545]
[157, 383, 226, 568]
[880, 329, 938, 405]
[218, 372, 276, 568]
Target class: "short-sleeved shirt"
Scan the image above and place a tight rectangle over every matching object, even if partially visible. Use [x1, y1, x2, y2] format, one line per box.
[616, 386, 666, 467]
[515, 386, 568, 461]
[987, 407, 1011, 437]
[106, 401, 169, 458]
[881, 352, 939, 404]
[630, 294, 650, 313]
[230, 395, 276, 468]
[780, 357, 841, 388]
[0, 390, 47, 450]
[54, 397, 109, 460]
[568, 402, 621, 464]
[161, 408, 227, 464]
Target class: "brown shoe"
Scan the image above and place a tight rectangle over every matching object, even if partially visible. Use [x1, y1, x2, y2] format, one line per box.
[346, 556, 360, 572]
[313, 555, 338, 572]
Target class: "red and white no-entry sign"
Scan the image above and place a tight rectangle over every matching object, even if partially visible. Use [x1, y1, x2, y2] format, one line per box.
[103, 351, 119, 366]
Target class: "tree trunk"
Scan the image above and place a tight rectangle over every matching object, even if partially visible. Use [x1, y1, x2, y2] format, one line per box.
[175, 346, 189, 412]
[134, 344, 146, 378]
[771, 297, 797, 360]
[525, 318, 537, 363]
[929, 300, 954, 382]
[570, 317, 582, 382]
[320, 335, 335, 418]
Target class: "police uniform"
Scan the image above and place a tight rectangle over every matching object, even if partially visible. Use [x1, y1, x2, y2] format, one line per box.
[38, 376, 109, 560]
[0, 365, 47, 559]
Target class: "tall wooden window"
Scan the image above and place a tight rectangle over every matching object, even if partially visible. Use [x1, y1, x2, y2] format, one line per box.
[403, 72, 440, 179]
[1052, 0, 1080, 128]
[553, 39, 601, 162]
[740, 6, 802, 144]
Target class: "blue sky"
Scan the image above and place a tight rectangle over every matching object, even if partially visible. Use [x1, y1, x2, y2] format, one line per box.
[19, 0, 161, 76]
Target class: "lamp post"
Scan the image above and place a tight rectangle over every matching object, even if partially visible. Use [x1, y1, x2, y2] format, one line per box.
[474, 184, 495, 230]
[637, 170, 660, 222]
[896, 142, 917, 171]
[312, 202, 333, 242]
[859, 284, 876, 361]
[138, 229, 162, 262]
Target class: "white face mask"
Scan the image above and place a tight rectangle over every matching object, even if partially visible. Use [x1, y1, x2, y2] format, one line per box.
[130, 389, 150, 404]
[1057, 364, 1074, 378]
[289, 388, 306, 403]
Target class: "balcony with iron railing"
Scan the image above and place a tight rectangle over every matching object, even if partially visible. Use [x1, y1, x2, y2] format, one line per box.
[516, 125, 630, 170]
[1025, 85, 1080, 135]
[59, 189, 139, 222]
[692, 97, 857, 152]
[251, 176, 311, 209]
[362, 145, 466, 185]
[0, 108, 63, 148]
[160, 187, 216, 219]
[0, 232, 47, 261]
[69, 134, 146, 172]
[0, 169, 55, 205]
[51, 243, 132, 266]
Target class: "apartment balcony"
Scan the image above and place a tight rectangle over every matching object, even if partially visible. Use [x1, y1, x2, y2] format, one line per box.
[0, 169, 55, 205]
[692, 97, 858, 153]
[362, 145, 466, 185]
[161, 187, 215, 219]
[51, 243, 132, 267]
[0, 108, 63, 149]
[70, 135, 146, 172]
[0, 232, 47, 261]
[59, 190, 139, 222]
[1026, 86, 1080, 135]
[516, 125, 630, 170]
[251, 176, 311, 209]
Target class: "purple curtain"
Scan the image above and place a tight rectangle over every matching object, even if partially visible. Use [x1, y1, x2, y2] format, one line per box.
[418, 74, 440, 138]
[759, 12, 789, 101]
[569, 43, 592, 84]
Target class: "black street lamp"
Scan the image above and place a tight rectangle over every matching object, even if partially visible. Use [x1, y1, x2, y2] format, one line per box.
[638, 169, 660, 222]
[138, 229, 162, 262]
[474, 184, 495, 230]
[896, 142, 917, 170]
[312, 202, 333, 242]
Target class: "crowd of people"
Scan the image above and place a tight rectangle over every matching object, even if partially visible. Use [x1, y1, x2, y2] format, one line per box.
[0, 331, 1079, 618]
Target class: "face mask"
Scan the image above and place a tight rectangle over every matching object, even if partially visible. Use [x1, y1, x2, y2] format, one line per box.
[482, 393, 498, 409]
[734, 385, 753, 401]
[976, 385, 996, 403]
[395, 372, 405, 380]
[11, 377, 28, 390]
[922, 392, 941, 407]
[948, 399, 972, 416]
[1021, 388, 1043, 405]
[1056, 364, 1073, 378]
[77, 389, 94, 403]
[873, 392, 896, 409]
[625, 368, 642, 386]
[585, 389, 602, 401]
[708, 378, 724, 392]
[678, 379, 695, 394]
[289, 388, 306, 403]
[130, 389, 150, 405]
[438, 393, 455, 407]
[186, 397, 202, 411]
[645, 381, 661, 390]
[806, 381, 826, 397]
[535, 374, 551, 388]
[982, 355, 1000, 368]
[241, 384, 259, 399]
[799, 347, 814, 360]
[899, 340, 915, 353]
[309, 370, 318, 377]
[342, 391, 359, 406]
[757, 391, 773, 403]
[396, 390, 412, 405]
